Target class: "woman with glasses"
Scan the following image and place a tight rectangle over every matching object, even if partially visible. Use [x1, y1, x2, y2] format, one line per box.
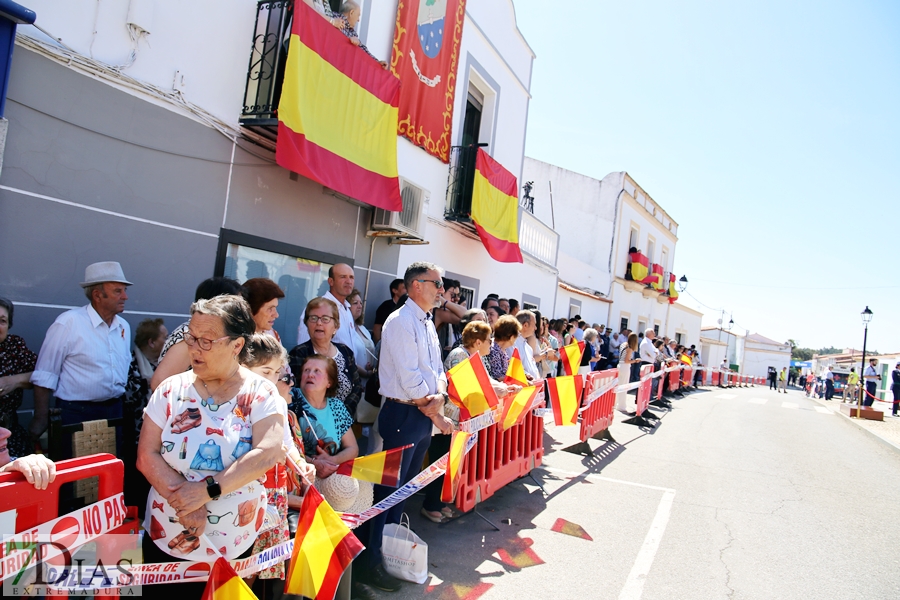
[137, 295, 286, 590]
[240, 333, 314, 591]
[288, 298, 362, 418]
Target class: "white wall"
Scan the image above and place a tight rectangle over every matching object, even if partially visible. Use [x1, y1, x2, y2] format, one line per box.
[667, 303, 703, 346]
[700, 340, 727, 372]
[741, 349, 791, 379]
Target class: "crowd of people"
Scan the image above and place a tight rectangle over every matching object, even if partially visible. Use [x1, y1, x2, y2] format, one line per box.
[0, 258, 711, 598]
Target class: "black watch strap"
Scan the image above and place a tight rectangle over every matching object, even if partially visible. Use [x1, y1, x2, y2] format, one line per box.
[205, 476, 222, 500]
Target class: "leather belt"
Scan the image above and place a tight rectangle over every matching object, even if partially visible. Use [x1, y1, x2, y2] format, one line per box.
[57, 395, 124, 406]
[386, 397, 418, 406]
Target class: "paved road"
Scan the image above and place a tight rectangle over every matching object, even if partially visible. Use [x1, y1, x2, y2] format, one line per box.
[367, 385, 900, 600]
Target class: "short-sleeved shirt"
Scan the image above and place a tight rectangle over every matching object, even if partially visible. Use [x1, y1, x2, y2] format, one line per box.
[142, 371, 284, 560]
[374, 298, 402, 327]
[288, 389, 353, 460]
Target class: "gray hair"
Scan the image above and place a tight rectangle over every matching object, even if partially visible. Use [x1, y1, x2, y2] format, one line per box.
[0, 297, 13, 328]
[84, 283, 104, 302]
[460, 308, 487, 328]
[403, 261, 443, 290]
[516, 310, 535, 326]
[584, 328, 599, 342]
[243, 332, 288, 369]
[339, 0, 360, 14]
[644, 328, 655, 337]
[190, 294, 256, 362]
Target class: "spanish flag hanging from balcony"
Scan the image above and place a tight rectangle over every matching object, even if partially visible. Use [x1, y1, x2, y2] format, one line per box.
[472, 149, 524, 263]
[391, 0, 467, 162]
[668, 273, 680, 304]
[629, 251, 651, 283]
[650, 264, 665, 291]
[277, 1, 402, 212]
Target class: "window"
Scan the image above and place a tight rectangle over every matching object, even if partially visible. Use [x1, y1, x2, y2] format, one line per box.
[660, 249, 668, 272]
[675, 332, 683, 344]
[620, 317, 629, 332]
[459, 286, 475, 311]
[638, 321, 647, 335]
[522, 302, 538, 311]
[653, 324, 660, 336]
[215, 230, 349, 349]
[629, 227, 639, 251]
[647, 238, 655, 264]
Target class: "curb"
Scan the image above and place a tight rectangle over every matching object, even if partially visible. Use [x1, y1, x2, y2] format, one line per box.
[806, 393, 900, 456]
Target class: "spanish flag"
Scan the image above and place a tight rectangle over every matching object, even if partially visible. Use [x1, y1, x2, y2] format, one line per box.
[505, 348, 528, 387]
[447, 351, 500, 420]
[277, 1, 402, 212]
[285, 486, 364, 600]
[546, 375, 583, 426]
[201, 557, 257, 600]
[629, 252, 651, 283]
[650, 264, 665, 291]
[501, 386, 538, 431]
[667, 273, 679, 304]
[440, 430, 472, 502]
[471, 149, 523, 263]
[559, 340, 585, 376]
[335, 444, 412, 487]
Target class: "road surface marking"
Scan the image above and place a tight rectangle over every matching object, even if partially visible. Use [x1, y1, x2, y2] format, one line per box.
[748, 398, 767, 405]
[814, 407, 834, 415]
[782, 402, 798, 409]
[715, 394, 737, 399]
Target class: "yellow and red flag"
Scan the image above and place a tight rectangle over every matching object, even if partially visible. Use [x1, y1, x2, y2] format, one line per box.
[390, 0, 467, 163]
[546, 375, 583, 426]
[284, 486, 364, 600]
[440, 430, 472, 502]
[667, 273, 679, 304]
[447, 351, 500, 420]
[501, 386, 538, 431]
[559, 340, 585, 376]
[471, 149, 524, 263]
[277, 1, 402, 212]
[201, 557, 257, 600]
[505, 348, 528, 387]
[629, 251, 651, 283]
[335, 444, 412, 487]
[650, 264, 665, 291]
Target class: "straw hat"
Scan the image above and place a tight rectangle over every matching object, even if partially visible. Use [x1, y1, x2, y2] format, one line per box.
[315, 474, 360, 512]
[345, 480, 373, 515]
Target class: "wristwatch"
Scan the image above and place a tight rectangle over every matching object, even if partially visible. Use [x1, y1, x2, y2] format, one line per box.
[205, 476, 222, 501]
[441, 392, 449, 403]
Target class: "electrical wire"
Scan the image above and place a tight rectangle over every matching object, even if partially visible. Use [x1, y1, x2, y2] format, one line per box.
[689, 277, 899, 291]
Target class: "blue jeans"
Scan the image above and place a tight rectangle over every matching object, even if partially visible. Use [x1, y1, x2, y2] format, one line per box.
[57, 398, 124, 459]
[366, 401, 434, 569]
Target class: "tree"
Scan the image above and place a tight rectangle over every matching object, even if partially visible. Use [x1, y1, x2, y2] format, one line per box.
[792, 347, 814, 361]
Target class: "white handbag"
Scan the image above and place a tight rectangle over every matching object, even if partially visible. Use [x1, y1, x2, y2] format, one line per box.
[382, 513, 428, 584]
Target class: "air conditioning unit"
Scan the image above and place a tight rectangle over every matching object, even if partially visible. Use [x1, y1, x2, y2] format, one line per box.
[371, 178, 427, 240]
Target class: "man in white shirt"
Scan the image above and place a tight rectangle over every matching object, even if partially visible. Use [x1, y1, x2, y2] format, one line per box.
[30, 262, 133, 455]
[512, 311, 541, 380]
[363, 261, 452, 592]
[639, 328, 658, 364]
[863, 358, 880, 407]
[296, 263, 356, 348]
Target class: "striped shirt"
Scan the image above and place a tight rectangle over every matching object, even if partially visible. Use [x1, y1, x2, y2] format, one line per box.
[31, 305, 131, 401]
[378, 298, 445, 400]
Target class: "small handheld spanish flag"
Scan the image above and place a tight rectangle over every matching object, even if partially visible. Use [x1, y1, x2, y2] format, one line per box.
[501, 386, 538, 431]
[440, 430, 473, 502]
[201, 557, 258, 600]
[559, 340, 585, 376]
[447, 352, 500, 420]
[505, 348, 529, 387]
[334, 444, 412, 487]
[546, 375, 583, 426]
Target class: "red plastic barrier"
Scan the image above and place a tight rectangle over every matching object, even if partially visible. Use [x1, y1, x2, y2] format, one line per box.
[580, 369, 618, 442]
[455, 385, 546, 513]
[711, 370, 720, 386]
[656, 367, 665, 399]
[635, 365, 653, 416]
[682, 367, 693, 386]
[668, 367, 680, 394]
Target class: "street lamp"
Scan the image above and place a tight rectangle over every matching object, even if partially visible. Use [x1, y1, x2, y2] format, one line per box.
[857, 306, 873, 415]
[727, 318, 734, 330]
[677, 275, 688, 292]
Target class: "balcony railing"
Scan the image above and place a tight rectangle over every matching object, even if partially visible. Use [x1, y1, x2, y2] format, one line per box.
[444, 144, 480, 223]
[239, 0, 293, 141]
[519, 208, 558, 268]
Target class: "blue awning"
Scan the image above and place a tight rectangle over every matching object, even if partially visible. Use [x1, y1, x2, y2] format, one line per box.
[0, 0, 35, 25]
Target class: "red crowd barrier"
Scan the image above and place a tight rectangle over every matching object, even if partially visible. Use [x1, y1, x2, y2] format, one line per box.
[711, 370, 720, 386]
[455, 385, 546, 513]
[636, 365, 653, 416]
[682, 367, 693, 386]
[579, 369, 618, 442]
[668, 367, 680, 394]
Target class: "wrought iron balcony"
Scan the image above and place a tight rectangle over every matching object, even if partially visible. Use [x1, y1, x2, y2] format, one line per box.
[239, 0, 293, 142]
[444, 144, 480, 223]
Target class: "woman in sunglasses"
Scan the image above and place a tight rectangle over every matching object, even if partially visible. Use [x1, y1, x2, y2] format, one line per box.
[288, 297, 362, 418]
[137, 295, 286, 590]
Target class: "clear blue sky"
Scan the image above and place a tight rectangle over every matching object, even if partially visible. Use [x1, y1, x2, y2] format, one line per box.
[513, 0, 900, 353]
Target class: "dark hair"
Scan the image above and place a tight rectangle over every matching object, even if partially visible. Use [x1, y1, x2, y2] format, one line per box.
[403, 261, 442, 290]
[481, 297, 500, 310]
[190, 295, 256, 362]
[509, 299, 519, 311]
[298, 354, 339, 397]
[0, 297, 13, 328]
[243, 332, 288, 369]
[389, 278, 405, 293]
[443, 278, 460, 290]
[241, 278, 285, 315]
[134, 318, 165, 349]
[195, 277, 242, 302]
[487, 293, 499, 300]
[493, 315, 522, 342]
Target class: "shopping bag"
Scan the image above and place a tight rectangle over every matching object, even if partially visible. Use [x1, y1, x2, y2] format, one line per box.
[382, 513, 428, 584]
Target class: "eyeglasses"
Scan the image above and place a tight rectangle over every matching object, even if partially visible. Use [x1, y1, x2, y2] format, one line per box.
[184, 332, 231, 351]
[416, 279, 444, 289]
[279, 370, 295, 385]
[206, 510, 233, 524]
[308, 315, 334, 325]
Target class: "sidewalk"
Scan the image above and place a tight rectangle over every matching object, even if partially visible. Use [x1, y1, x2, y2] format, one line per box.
[802, 386, 900, 453]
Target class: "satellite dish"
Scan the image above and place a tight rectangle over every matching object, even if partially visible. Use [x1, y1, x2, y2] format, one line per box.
[717, 318, 723, 325]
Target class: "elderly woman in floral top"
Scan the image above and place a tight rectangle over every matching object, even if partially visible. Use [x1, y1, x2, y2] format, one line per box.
[487, 315, 522, 381]
[0, 298, 37, 457]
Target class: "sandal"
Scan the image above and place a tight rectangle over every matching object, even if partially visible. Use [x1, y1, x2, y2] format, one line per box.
[420, 508, 446, 523]
[441, 506, 462, 520]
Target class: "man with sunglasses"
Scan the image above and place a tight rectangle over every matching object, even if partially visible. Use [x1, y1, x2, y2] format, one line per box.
[360, 261, 453, 593]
